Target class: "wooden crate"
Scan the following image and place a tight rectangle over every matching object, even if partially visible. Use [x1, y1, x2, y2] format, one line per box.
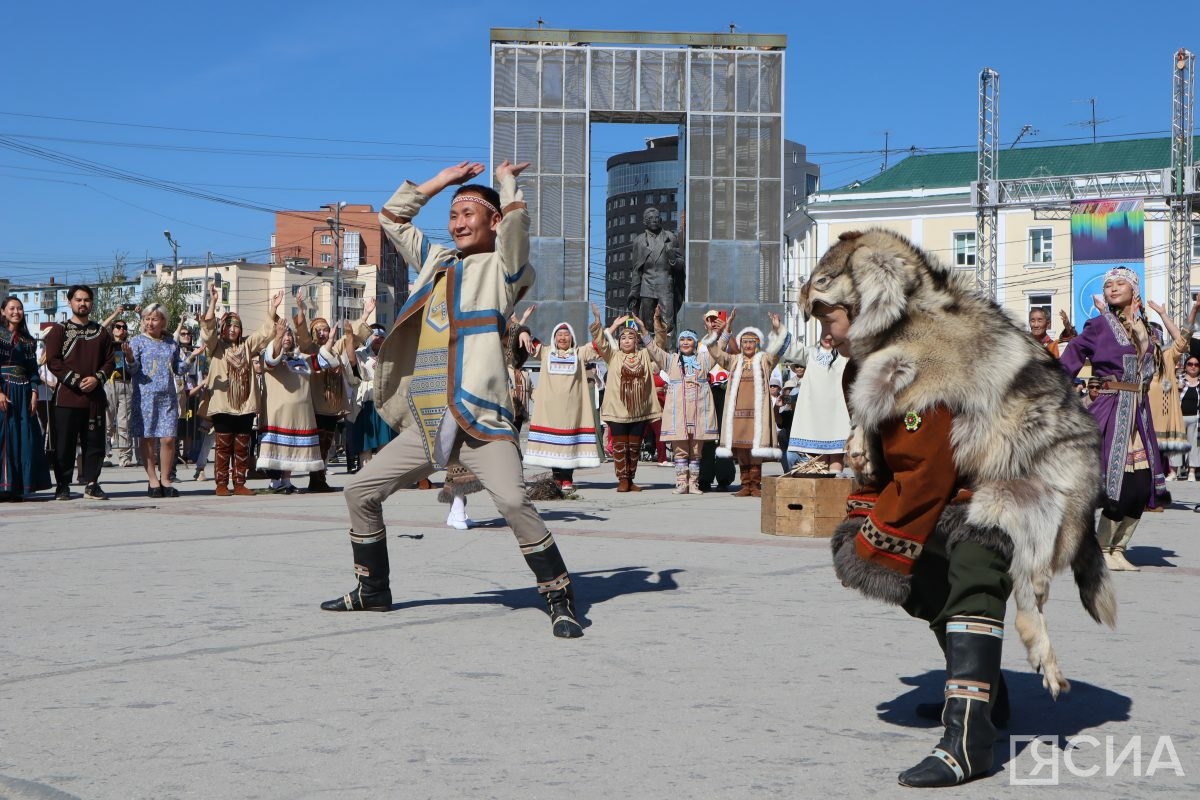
[760, 475, 854, 537]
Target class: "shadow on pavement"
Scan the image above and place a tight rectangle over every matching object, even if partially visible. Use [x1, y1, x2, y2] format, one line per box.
[877, 668, 1132, 770]
[1126, 545, 1178, 568]
[390, 565, 684, 628]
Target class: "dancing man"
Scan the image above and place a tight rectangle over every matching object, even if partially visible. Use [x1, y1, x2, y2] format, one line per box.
[321, 160, 584, 639]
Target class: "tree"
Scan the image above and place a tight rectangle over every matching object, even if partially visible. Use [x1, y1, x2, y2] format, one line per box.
[138, 277, 190, 330]
[94, 252, 136, 322]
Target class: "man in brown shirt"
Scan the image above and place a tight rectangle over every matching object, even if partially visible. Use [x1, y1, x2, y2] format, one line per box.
[43, 285, 115, 500]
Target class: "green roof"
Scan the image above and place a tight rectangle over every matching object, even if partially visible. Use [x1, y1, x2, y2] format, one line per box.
[826, 135, 1200, 196]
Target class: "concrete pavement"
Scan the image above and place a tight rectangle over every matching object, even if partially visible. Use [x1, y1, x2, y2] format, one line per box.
[1, 461, 1198, 799]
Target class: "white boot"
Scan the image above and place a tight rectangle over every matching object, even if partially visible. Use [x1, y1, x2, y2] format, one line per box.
[1110, 517, 1141, 571]
[1097, 516, 1120, 571]
[446, 495, 474, 530]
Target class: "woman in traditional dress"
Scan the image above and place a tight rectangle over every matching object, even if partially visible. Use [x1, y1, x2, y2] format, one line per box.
[785, 331, 852, 474]
[0, 296, 51, 501]
[200, 283, 281, 496]
[1060, 267, 1162, 571]
[1147, 297, 1199, 481]
[524, 311, 603, 493]
[123, 303, 185, 497]
[594, 305, 668, 492]
[705, 311, 784, 497]
[642, 324, 719, 494]
[258, 299, 325, 494]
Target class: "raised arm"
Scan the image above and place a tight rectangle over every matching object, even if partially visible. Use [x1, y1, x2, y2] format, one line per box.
[378, 163, 478, 270]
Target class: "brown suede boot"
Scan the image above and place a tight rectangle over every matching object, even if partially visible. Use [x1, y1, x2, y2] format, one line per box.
[232, 434, 255, 496]
[748, 463, 763, 497]
[613, 436, 630, 492]
[214, 433, 233, 497]
[625, 434, 642, 492]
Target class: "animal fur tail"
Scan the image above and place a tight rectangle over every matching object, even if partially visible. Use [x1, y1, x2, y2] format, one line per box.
[1072, 526, 1118, 628]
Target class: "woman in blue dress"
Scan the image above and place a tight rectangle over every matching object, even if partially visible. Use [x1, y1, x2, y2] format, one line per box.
[0, 296, 52, 501]
[123, 303, 184, 497]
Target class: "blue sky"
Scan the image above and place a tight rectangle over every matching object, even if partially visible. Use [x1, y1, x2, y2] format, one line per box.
[2, 0, 1196, 290]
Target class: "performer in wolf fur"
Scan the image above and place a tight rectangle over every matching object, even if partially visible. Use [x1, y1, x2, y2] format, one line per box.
[321, 160, 583, 639]
[1060, 268, 1164, 571]
[797, 230, 1115, 787]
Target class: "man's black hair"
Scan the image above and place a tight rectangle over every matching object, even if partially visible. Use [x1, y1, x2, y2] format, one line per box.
[453, 184, 502, 215]
[67, 284, 95, 301]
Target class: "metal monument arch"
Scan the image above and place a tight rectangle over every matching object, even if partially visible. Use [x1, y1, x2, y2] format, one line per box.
[490, 28, 787, 334]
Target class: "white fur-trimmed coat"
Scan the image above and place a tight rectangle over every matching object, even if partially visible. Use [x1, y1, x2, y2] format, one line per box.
[706, 332, 782, 460]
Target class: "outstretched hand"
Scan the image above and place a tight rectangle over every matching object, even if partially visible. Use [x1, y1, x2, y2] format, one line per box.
[436, 161, 486, 187]
[494, 159, 531, 182]
[767, 311, 783, 333]
[591, 303, 603, 324]
[1147, 298, 1167, 318]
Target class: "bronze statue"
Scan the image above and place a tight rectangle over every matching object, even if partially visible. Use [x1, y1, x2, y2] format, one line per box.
[627, 207, 683, 334]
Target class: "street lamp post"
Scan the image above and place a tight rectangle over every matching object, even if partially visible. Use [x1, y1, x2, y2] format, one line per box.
[321, 202, 345, 332]
[163, 230, 180, 283]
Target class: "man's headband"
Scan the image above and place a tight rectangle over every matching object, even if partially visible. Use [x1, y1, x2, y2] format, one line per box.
[453, 194, 500, 218]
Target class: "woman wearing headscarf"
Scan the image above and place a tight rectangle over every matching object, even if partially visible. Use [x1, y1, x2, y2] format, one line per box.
[297, 297, 376, 492]
[785, 330, 852, 474]
[122, 303, 185, 497]
[593, 304, 668, 492]
[199, 283, 281, 496]
[705, 311, 784, 497]
[258, 295, 325, 494]
[642, 322, 719, 494]
[1060, 267, 1162, 571]
[524, 307, 603, 493]
[0, 295, 51, 501]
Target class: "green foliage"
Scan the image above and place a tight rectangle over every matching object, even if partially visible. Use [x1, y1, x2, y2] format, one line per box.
[93, 253, 137, 323]
[138, 277, 190, 330]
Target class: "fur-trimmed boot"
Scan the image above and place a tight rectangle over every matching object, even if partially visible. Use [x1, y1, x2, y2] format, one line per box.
[232, 434, 255, 496]
[748, 463, 763, 497]
[307, 431, 336, 493]
[613, 436, 631, 492]
[1096, 515, 1121, 571]
[624, 435, 643, 492]
[213, 433, 233, 497]
[521, 533, 583, 639]
[1110, 517, 1141, 571]
[320, 529, 392, 612]
[672, 458, 689, 494]
[688, 460, 702, 495]
[898, 616, 1004, 787]
[734, 458, 754, 497]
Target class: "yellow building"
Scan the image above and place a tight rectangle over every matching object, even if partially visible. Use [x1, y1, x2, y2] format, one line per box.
[154, 260, 399, 335]
[788, 136, 1200, 340]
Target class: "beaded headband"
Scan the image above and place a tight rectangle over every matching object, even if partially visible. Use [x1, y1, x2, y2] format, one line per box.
[453, 194, 500, 218]
[1103, 267, 1139, 293]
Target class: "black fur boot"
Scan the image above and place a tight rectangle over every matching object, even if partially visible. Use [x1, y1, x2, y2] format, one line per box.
[899, 616, 1003, 787]
[522, 534, 583, 639]
[320, 529, 392, 612]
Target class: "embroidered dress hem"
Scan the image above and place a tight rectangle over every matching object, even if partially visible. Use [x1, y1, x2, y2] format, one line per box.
[788, 436, 847, 453]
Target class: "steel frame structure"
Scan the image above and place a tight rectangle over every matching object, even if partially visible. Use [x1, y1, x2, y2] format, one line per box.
[973, 50, 1199, 322]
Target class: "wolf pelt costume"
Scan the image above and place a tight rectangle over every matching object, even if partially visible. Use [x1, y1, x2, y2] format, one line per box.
[805, 229, 1116, 698]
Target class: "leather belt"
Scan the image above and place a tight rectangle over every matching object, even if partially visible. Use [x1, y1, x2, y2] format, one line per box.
[1098, 378, 1146, 394]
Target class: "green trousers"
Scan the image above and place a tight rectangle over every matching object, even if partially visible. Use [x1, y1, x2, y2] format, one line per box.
[901, 540, 1012, 639]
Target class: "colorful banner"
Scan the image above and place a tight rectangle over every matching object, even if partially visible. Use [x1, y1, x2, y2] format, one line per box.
[1070, 199, 1144, 326]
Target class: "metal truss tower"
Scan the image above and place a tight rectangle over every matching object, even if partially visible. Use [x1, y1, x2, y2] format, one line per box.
[1168, 48, 1196, 324]
[974, 68, 1000, 299]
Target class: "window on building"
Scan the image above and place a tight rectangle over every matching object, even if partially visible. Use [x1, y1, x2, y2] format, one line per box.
[1193, 223, 1200, 259]
[953, 232, 976, 268]
[320, 253, 333, 264]
[1027, 293, 1052, 321]
[321, 234, 333, 245]
[1029, 228, 1053, 264]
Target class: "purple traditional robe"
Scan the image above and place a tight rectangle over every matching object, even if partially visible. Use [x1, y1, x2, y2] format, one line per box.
[1060, 311, 1164, 504]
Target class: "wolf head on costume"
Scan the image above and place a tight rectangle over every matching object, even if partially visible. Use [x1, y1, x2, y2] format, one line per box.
[801, 229, 1115, 699]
